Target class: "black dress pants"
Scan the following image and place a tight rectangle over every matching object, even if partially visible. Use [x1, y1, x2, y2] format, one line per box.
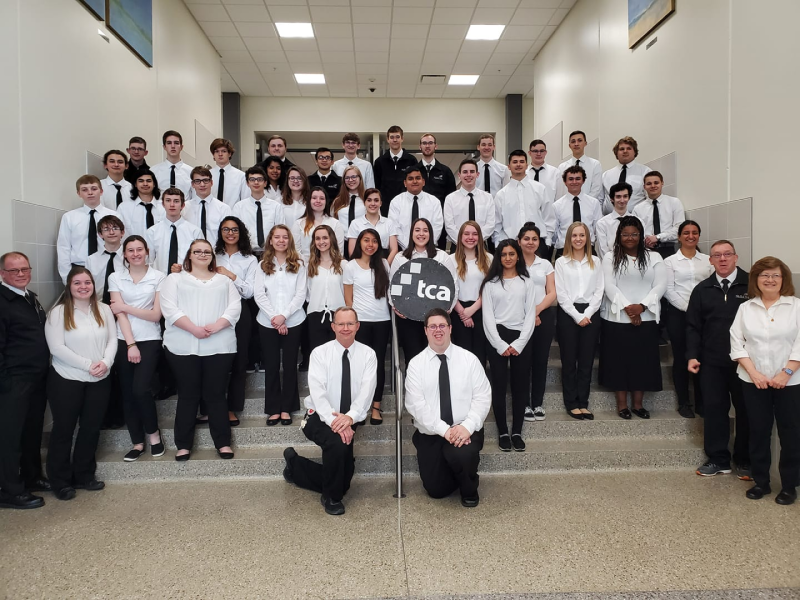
[0, 373, 48, 495]
[556, 305, 601, 411]
[259, 324, 302, 415]
[116, 340, 161, 445]
[245, 297, 262, 368]
[487, 325, 533, 436]
[741, 382, 800, 491]
[700, 363, 750, 467]
[396, 317, 426, 368]
[227, 299, 252, 413]
[167, 351, 235, 451]
[450, 302, 487, 367]
[413, 428, 484, 499]
[666, 308, 702, 409]
[291, 412, 356, 502]
[45, 369, 111, 491]
[307, 310, 335, 355]
[355, 320, 391, 406]
[529, 306, 556, 409]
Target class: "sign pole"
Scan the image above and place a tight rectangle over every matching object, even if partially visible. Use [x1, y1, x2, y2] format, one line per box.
[391, 311, 405, 499]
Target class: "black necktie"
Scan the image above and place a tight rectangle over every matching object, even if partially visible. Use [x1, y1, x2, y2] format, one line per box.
[102, 251, 116, 304]
[426, 164, 432, 177]
[619, 164, 627, 184]
[572, 196, 581, 223]
[532, 167, 543, 182]
[483, 163, 491, 193]
[200, 200, 207, 239]
[411, 195, 419, 224]
[88, 209, 98, 255]
[114, 184, 123, 207]
[437, 354, 453, 425]
[170, 165, 176, 187]
[392, 156, 398, 170]
[468, 192, 475, 221]
[348, 160, 353, 166]
[24, 291, 35, 308]
[721, 278, 730, 300]
[144, 203, 155, 228]
[349, 195, 356, 224]
[168, 224, 179, 271]
[575, 159, 581, 168]
[217, 168, 225, 201]
[652, 199, 661, 235]
[340, 349, 351, 414]
[321, 175, 327, 185]
[255, 201, 265, 248]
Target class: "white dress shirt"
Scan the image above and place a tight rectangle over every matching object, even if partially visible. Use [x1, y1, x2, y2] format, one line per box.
[664, 250, 713, 312]
[557, 156, 604, 204]
[555, 254, 605, 323]
[342, 259, 390, 322]
[347, 215, 399, 248]
[86, 246, 125, 298]
[482, 276, 537, 354]
[145, 218, 203, 274]
[601, 251, 667, 323]
[333, 156, 375, 189]
[526, 163, 560, 205]
[182, 196, 232, 247]
[56, 204, 119, 283]
[253, 260, 307, 329]
[389, 250, 457, 310]
[264, 186, 282, 202]
[526, 255, 555, 306]
[476, 158, 511, 197]
[151, 160, 193, 198]
[730, 296, 800, 386]
[335, 196, 366, 232]
[595, 211, 629, 260]
[305, 339, 377, 426]
[291, 216, 346, 260]
[448, 255, 489, 303]
[212, 164, 249, 208]
[405, 343, 492, 436]
[107, 267, 166, 341]
[100, 176, 133, 210]
[493, 178, 556, 246]
[552, 193, 603, 249]
[443, 187, 496, 243]
[215, 251, 258, 300]
[632, 195, 686, 243]
[232, 196, 285, 251]
[159, 271, 240, 356]
[117, 199, 165, 239]
[45, 303, 117, 382]
[602, 161, 650, 213]
[282, 199, 306, 226]
[387, 191, 444, 250]
[306, 263, 347, 320]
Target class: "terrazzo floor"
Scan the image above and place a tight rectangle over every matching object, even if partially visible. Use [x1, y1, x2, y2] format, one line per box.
[1, 470, 798, 600]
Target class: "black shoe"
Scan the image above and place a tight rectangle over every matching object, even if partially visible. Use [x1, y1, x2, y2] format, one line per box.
[678, 405, 695, 419]
[298, 360, 310, 372]
[320, 494, 345, 515]
[175, 452, 191, 462]
[461, 494, 480, 508]
[281, 416, 293, 426]
[151, 432, 165, 458]
[0, 490, 45, 509]
[658, 336, 669, 347]
[631, 407, 650, 419]
[267, 417, 281, 427]
[370, 406, 383, 425]
[511, 434, 526, 452]
[618, 408, 632, 420]
[195, 416, 209, 425]
[776, 489, 797, 505]
[283, 447, 297, 484]
[498, 434, 512, 452]
[25, 478, 52, 493]
[73, 480, 105, 491]
[55, 487, 76, 501]
[217, 449, 235, 460]
[230, 418, 240, 427]
[155, 386, 176, 401]
[567, 409, 584, 420]
[124, 447, 145, 462]
[746, 484, 771, 500]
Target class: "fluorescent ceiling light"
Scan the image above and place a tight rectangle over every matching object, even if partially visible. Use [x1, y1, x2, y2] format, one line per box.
[466, 25, 505, 40]
[295, 73, 326, 84]
[449, 75, 480, 86]
[275, 23, 314, 38]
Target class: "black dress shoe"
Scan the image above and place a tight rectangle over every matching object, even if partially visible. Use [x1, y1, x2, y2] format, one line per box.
[631, 407, 650, 419]
[776, 489, 797, 505]
[567, 410, 584, 420]
[0, 490, 45, 509]
[320, 494, 345, 515]
[281, 416, 293, 426]
[217, 449, 235, 459]
[266, 417, 281, 427]
[461, 494, 480, 508]
[678, 405, 696, 419]
[370, 406, 383, 425]
[230, 418, 240, 427]
[74, 480, 105, 491]
[580, 411, 594, 421]
[26, 478, 52, 492]
[283, 447, 297, 484]
[155, 386, 176, 401]
[745, 484, 771, 500]
[195, 416, 209, 425]
[498, 434, 512, 452]
[618, 408, 632, 420]
[124, 447, 145, 462]
[511, 434, 526, 452]
[175, 452, 191, 462]
[55, 487, 76, 501]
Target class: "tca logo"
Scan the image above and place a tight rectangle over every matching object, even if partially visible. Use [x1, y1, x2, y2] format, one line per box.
[417, 280, 451, 302]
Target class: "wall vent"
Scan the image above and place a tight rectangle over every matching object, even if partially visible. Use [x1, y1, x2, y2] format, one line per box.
[420, 75, 446, 85]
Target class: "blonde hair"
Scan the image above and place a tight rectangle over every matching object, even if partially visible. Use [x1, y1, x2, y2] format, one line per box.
[261, 225, 303, 275]
[562, 222, 595, 269]
[454, 221, 491, 281]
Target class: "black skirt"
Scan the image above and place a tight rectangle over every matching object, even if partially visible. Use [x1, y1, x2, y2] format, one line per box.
[599, 319, 662, 392]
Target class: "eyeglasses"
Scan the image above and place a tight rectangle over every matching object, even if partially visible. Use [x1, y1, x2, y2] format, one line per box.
[343, 141, 358, 146]
[317, 156, 333, 161]
[248, 177, 265, 183]
[1, 268, 32, 275]
[344, 175, 360, 182]
[221, 227, 239, 234]
[620, 233, 640, 239]
[420, 141, 436, 146]
[191, 250, 213, 257]
[101, 226, 122, 232]
[710, 252, 735, 259]
[333, 322, 357, 328]
[192, 178, 212, 184]
[758, 273, 782, 280]
[128, 147, 146, 153]
[287, 176, 303, 183]
[426, 324, 449, 331]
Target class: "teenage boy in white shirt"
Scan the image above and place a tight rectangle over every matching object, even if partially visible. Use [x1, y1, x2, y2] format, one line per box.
[333, 132, 375, 190]
[210, 138, 248, 209]
[183, 165, 232, 247]
[475, 134, 510, 197]
[551, 166, 602, 258]
[526, 139, 559, 206]
[146, 188, 203, 274]
[443, 158, 495, 246]
[100, 149, 132, 210]
[151, 130, 193, 198]
[595, 182, 632, 261]
[602, 136, 650, 214]
[557, 130, 603, 205]
[86, 215, 125, 304]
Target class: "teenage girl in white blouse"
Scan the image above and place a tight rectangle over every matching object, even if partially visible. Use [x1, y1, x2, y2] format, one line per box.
[346, 188, 399, 264]
[332, 165, 367, 251]
[281, 166, 310, 226]
[291, 187, 345, 260]
[306, 224, 346, 352]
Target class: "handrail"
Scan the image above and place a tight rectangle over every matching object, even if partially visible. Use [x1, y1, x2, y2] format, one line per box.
[390, 312, 405, 499]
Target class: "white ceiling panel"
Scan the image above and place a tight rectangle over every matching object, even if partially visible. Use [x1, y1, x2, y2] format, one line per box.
[221, 0, 262, 5]
[249, 50, 287, 62]
[208, 36, 247, 51]
[199, 21, 239, 37]
[280, 38, 319, 52]
[351, 7, 392, 23]
[257, 62, 293, 74]
[391, 24, 430, 39]
[266, 6, 312, 21]
[314, 24, 353, 38]
[470, 8, 515, 24]
[323, 51, 356, 64]
[235, 22, 277, 37]
[243, 37, 283, 52]
[392, 7, 434, 24]
[309, 7, 352, 23]
[390, 49, 426, 64]
[495, 40, 533, 54]
[518, 0, 562, 7]
[432, 8, 472, 24]
[512, 8, 557, 25]
[427, 24, 469, 39]
[188, 4, 229, 21]
[225, 5, 271, 22]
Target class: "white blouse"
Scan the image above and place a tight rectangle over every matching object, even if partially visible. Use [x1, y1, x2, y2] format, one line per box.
[159, 271, 241, 356]
[730, 295, 800, 386]
[482, 276, 537, 354]
[254, 259, 307, 329]
[664, 250, 713, 312]
[347, 215, 399, 248]
[335, 195, 366, 231]
[342, 259, 390, 322]
[107, 267, 166, 342]
[306, 263, 347, 320]
[291, 216, 346, 260]
[555, 255, 604, 324]
[525, 255, 555, 306]
[281, 199, 306, 225]
[448, 255, 490, 303]
[45, 303, 118, 382]
[601, 251, 667, 323]
[215, 251, 258, 300]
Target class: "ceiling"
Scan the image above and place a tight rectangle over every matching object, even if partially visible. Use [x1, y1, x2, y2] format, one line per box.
[183, 0, 576, 99]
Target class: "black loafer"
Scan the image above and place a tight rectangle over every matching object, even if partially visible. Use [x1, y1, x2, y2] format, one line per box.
[266, 417, 280, 427]
[124, 447, 145, 462]
[746, 484, 771, 500]
[580, 411, 594, 421]
[217, 450, 234, 460]
[678, 405, 696, 419]
[511, 434, 526, 452]
[281, 417, 293, 426]
[73, 480, 105, 491]
[631, 407, 650, 419]
[25, 478, 52, 493]
[55, 487, 76, 501]
[320, 494, 345, 515]
[0, 491, 45, 509]
[283, 447, 297, 484]
[175, 452, 191, 462]
[461, 494, 480, 508]
[776, 489, 797, 505]
[618, 408, 632, 420]
[230, 418, 240, 427]
[498, 434, 512, 452]
[567, 410, 584, 420]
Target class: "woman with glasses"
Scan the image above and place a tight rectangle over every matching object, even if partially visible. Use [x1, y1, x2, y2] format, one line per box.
[600, 215, 667, 420]
[346, 188, 399, 263]
[261, 156, 285, 202]
[291, 187, 345, 260]
[332, 166, 367, 244]
[281, 166, 310, 225]
[160, 239, 241, 461]
[306, 224, 347, 353]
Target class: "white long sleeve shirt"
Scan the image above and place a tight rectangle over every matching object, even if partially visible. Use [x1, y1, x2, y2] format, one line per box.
[45, 303, 117, 382]
[100, 177, 133, 210]
[306, 263, 347, 319]
[232, 196, 285, 251]
[107, 267, 166, 341]
[56, 204, 119, 283]
[182, 196, 232, 247]
[335, 195, 366, 232]
[151, 160, 193, 198]
[443, 187, 495, 243]
[332, 156, 375, 189]
[212, 164, 249, 208]
[595, 212, 629, 260]
[405, 343, 492, 436]
[86, 246, 125, 299]
[664, 250, 713, 312]
[482, 276, 537, 354]
[601, 251, 667, 323]
[551, 193, 602, 249]
[144, 218, 203, 274]
[475, 158, 511, 197]
[602, 161, 650, 213]
[117, 199, 165, 239]
[526, 163, 559, 205]
[555, 255, 605, 324]
[305, 339, 377, 426]
[493, 178, 555, 246]
[291, 216, 346, 260]
[253, 260, 307, 329]
[632, 194, 685, 243]
[557, 155, 604, 204]
[215, 251, 258, 300]
[387, 191, 444, 250]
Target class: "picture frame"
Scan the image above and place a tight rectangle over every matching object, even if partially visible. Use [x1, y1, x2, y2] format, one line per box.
[106, 0, 153, 67]
[77, 0, 105, 20]
[628, 0, 675, 49]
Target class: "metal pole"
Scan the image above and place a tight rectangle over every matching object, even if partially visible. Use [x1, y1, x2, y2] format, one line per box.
[391, 312, 405, 499]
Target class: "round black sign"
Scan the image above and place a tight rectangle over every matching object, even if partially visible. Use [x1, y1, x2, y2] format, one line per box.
[390, 258, 456, 321]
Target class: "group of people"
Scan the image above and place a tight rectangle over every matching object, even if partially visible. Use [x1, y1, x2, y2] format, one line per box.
[0, 127, 797, 515]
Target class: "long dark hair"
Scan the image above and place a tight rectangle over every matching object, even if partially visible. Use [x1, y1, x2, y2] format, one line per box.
[261, 155, 286, 189]
[350, 228, 389, 300]
[480, 238, 527, 295]
[402, 218, 437, 259]
[308, 224, 344, 278]
[214, 216, 252, 257]
[130, 168, 161, 200]
[612, 215, 649, 276]
[302, 187, 332, 235]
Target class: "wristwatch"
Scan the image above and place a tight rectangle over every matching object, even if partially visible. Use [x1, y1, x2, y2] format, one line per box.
[783, 368, 794, 376]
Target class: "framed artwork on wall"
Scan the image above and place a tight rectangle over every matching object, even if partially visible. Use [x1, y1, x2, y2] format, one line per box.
[77, 0, 105, 20]
[628, 0, 675, 48]
[107, 0, 153, 67]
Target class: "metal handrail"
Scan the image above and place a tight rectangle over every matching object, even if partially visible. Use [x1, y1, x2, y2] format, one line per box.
[390, 312, 405, 499]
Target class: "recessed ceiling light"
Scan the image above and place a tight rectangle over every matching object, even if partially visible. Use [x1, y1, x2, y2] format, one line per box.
[275, 23, 314, 38]
[466, 25, 505, 40]
[449, 75, 480, 86]
[295, 73, 326, 84]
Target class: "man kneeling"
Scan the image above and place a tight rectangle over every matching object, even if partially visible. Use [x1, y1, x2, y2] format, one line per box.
[406, 308, 491, 507]
[283, 307, 377, 515]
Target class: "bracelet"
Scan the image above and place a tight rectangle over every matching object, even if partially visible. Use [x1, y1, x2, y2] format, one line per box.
[127, 342, 137, 349]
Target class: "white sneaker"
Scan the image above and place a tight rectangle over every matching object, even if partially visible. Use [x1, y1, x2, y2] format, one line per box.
[533, 406, 546, 421]
[524, 406, 536, 422]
